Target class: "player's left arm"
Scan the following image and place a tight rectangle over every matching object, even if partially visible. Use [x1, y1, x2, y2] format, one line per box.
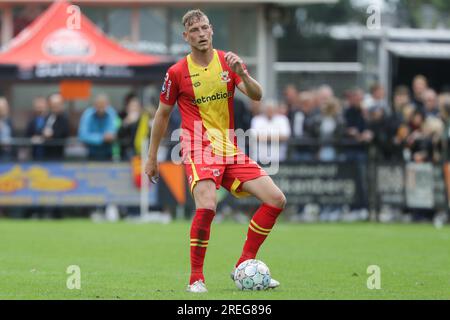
[225, 52, 262, 101]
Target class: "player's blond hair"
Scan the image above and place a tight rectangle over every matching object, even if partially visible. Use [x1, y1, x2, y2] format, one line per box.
[182, 9, 208, 28]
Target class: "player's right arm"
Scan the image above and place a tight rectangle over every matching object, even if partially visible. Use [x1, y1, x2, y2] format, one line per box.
[145, 102, 174, 182]
[145, 67, 179, 183]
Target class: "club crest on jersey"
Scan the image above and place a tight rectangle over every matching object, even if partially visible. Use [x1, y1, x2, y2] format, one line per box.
[219, 71, 231, 83]
[213, 169, 220, 177]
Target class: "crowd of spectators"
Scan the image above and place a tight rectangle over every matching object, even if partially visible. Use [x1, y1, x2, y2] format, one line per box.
[245, 74, 450, 164]
[0, 74, 449, 165]
[0, 92, 156, 162]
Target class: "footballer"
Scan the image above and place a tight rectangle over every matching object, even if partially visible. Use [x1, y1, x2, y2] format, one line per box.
[145, 9, 286, 293]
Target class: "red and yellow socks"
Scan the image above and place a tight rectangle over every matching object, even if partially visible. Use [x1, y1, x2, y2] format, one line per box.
[189, 208, 215, 285]
[189, 203, 282, 284]
[236, 203, 283, 267]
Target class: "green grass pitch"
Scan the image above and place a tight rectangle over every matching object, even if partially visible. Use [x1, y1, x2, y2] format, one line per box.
[0, 219, 449, 299]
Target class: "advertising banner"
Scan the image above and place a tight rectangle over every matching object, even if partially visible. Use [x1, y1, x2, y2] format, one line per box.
[0, 162, 156, 206]
[226, 163, 367, 207]
[376, 164, 405, 207]
[405, 163, 434, 209]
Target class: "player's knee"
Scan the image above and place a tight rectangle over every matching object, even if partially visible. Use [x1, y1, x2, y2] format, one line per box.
[267, 191, 286, 209]
[195, 195, 216, 211]
[193, 181, 217, 209]
[277, 192, 287, 209]
[194, 189, 217, 211]
[197, 200, 216, 212]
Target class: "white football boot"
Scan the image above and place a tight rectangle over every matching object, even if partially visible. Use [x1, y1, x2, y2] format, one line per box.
[186, 280, 208, 293]
[230, 268, 280, 289]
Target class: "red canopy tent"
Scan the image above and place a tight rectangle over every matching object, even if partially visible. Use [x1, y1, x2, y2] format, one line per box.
[0, 0, 172, 82]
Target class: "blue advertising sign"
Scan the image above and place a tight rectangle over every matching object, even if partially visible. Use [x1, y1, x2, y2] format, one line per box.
[0, 162, 157, 206]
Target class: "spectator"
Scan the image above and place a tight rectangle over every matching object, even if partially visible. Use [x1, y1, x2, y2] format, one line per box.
[364, 83, 400, 160]
[78, 94, 119, 161]
[300, 91, 321, 137]
[367, 105, 399, 161]
[343, 89, 373, 218]
[0, 97, 14, 161]
[423, 117, 444, 163]
[283, 84, 301, 124]
[118, 98, 156, 160]
[26, 96, 48, 160]
[365, 83, 390, 116]
[250, 100, 291, 163]
[411, 75, 428, 112]
[291, 90, 320, 161]
[119, 91, 138, 120]
[313, 94, 345, 219]
[383, 86, 414, 161]
[316, 85, 335, 108]
[406, 110, 432, 163]
[344, 88, 373, 162]
[404, 110, 440, 221]
[42, 93, 69, 160]
[393, 86, 414, 120]
[422, 89, 439, 118]
[313, 97, 345, 161]
[118, 97, 143, 160]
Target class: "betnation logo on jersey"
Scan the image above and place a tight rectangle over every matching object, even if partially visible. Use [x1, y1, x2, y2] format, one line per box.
[192, 91, 233, 106]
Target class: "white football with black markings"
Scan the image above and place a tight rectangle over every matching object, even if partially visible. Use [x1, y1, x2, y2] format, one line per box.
[234, 259, 271, 291]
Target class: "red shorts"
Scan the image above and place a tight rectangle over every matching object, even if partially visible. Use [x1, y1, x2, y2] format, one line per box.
[184, 152, 267, 198]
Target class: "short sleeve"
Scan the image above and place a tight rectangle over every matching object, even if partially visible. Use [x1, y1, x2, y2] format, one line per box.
[159, 67, 179, 106]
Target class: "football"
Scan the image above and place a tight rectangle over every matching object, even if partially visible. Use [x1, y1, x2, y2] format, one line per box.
[234, 259, 271, 291]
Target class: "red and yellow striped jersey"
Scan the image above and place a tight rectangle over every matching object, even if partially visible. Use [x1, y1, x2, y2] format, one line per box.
[159, 49, 244, 158]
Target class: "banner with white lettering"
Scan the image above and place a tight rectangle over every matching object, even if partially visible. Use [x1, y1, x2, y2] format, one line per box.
[376, 164, 404, 208]
[224, 163, 366, 207]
